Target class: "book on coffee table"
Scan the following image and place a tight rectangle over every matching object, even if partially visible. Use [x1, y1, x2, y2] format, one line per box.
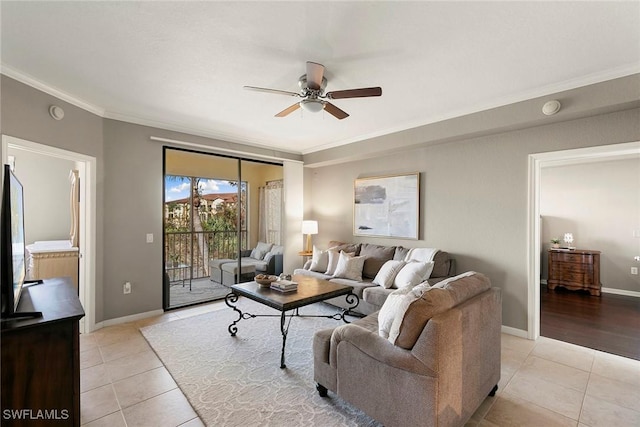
[270, 280, 298, 292]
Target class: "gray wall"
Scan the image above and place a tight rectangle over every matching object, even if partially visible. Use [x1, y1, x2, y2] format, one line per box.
[7, 148, 75, 244]
[541, 158, 640, 292]
[1, 75, 302, 323]
[303, 108, 640, 331]
[1, 74, 106, 321]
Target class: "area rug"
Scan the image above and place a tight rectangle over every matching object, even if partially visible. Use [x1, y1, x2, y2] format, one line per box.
[140, 299, 381, 426]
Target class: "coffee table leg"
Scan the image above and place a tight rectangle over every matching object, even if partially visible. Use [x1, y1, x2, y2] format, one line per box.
[341, 292, 360, 323]
[225, 292, 242, 336]
[280, 311, 287, 369]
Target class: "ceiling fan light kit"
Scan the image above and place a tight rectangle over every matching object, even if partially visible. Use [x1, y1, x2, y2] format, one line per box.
[244, 61, 382, 120]
[299, 99, 325, 113]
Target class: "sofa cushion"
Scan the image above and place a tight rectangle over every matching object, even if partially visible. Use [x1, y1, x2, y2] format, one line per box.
[250, 241, 273, 260]
[393, 261, 434, 289]
[263, 245, 283, 264]
[432, 250, 452, 278]
[333, 251, 366, 281]
[293, 268, 332, 281]
[393, 246, 409, 261]
[309, 245, 329, 272]
[389, 271, 491, 349]
[372, 260, 406, 288]
[359, 243, 396, 279]
[331, 242, 361, 255]
[363, 286, 395, 309]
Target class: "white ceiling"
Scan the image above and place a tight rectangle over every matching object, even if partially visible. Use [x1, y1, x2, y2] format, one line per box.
[2, 1, 639, 155]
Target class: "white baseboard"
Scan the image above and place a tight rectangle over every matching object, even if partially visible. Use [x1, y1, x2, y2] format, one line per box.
[501, 325, 529, 338]
[601, 287, 640, 298]
[540, 280, 638, 298]
[94, 309, 165, 331]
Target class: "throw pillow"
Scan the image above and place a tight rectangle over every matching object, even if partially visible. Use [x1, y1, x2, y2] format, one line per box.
[388, 271, 490, 349]
[250, 241, 273, 260]
[325, 249, 354, 275]
[378, 286, 412, 339]
[309, 245, 329, 272]
[333, 251, 366, 281]
[372, 260, 406, 288]
[392, 261, 434, 289]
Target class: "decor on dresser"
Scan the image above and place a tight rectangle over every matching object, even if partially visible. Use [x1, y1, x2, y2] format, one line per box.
[301, 220, 318, 253]
[550, 238, 561, 249]
[563, 232, 575, 249]
[353, 173, 419, 239]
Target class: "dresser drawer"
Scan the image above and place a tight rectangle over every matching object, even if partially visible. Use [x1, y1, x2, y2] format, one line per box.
[551, 252, 593, 264]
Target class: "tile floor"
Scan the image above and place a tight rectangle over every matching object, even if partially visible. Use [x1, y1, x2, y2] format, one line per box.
[80, 301, 640, 426]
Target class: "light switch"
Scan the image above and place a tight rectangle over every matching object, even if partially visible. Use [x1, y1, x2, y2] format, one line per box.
[146, 233, 153, 243]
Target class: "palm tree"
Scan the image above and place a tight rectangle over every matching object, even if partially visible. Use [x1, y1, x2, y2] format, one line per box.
[191, 178, 209, 277]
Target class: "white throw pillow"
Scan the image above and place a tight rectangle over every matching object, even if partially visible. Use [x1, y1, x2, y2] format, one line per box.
[373, 260, 406, 289]
[325, 249, 354, 275]
[378, 286, 413, 339]
[392, 261, 434, 289]
[309, 245, 329, 272]
[250, 241, 273, 260]
[333, 251, 366, 281]
[387, 281, 433, 344]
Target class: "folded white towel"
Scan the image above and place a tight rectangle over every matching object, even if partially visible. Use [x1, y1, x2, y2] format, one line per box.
[405, 247, 439, 263]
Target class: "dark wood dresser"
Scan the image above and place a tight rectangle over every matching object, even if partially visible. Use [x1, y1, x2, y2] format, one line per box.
[548, 249, 601, 296]
[1, 278, 85, 426]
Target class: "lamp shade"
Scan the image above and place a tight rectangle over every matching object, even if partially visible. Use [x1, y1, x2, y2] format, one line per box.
[301, 220, 318, 235]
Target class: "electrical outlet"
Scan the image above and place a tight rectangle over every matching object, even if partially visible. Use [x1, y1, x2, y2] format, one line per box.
[632, 267, 639, 275]
[124, 282, 132, 294]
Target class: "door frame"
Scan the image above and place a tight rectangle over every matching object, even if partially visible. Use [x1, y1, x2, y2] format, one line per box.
[2, 135, 97, 333]
[527, 140, 640, 339]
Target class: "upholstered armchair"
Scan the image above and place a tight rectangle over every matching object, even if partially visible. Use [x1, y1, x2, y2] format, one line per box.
[313, 272, 501, 427]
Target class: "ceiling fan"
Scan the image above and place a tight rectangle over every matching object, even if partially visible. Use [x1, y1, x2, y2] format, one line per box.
[244, 61, 382, 120]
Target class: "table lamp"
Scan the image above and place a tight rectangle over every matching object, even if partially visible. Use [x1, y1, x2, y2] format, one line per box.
[302, 220, 318, 253]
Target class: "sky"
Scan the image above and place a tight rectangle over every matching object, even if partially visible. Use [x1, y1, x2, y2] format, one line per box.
[164, 176, 242, 202]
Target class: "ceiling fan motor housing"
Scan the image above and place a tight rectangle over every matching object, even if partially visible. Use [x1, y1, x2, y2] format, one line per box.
[299, 74, 327, 95]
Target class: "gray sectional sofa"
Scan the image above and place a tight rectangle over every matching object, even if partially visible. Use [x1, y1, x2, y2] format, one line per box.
[293, 241, 455, 315]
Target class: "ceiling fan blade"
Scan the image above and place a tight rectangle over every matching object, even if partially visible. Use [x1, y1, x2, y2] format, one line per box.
[306, 61, 325, 90]
[244, 86, 300, 97]
[323, 102, 349, 120]
[275, 103, 301, 117]
[326, 87, 382, 99]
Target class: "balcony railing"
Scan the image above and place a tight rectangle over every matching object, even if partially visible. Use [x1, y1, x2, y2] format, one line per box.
[165, 230, 248, 280]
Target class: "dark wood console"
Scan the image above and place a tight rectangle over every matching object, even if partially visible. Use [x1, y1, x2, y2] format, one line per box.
[1, 277, 85, 426]
[548, 249, 601, 296]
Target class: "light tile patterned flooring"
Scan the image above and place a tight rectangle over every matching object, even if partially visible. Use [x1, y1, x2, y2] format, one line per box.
[81, 301, 640, 426]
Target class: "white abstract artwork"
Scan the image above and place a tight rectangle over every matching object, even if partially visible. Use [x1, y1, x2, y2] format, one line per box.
[353, 173, 419, 239]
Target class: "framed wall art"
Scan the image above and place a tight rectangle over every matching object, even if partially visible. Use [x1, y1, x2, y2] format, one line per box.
[353, 173, 419, 239]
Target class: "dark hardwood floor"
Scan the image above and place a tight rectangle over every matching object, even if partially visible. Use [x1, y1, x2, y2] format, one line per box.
[541, 285, 640, 361]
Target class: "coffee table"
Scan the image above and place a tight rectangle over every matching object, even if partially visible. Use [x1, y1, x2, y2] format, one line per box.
[225, 275, 359, 368]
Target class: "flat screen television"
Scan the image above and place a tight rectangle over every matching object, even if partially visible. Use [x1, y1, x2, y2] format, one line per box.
[1, 164, 41, 319]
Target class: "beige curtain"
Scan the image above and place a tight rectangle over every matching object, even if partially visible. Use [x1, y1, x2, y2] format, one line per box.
[258, 180, 283, 245]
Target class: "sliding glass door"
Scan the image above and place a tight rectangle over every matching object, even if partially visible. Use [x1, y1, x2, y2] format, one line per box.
[163, 148, 282, 309]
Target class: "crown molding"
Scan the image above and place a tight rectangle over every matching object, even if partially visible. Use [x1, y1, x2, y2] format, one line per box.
[301, 64, 640, 155]
[1, 64, 106, 117]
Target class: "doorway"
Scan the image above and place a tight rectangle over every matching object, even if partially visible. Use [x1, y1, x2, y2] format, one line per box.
[527, 141, 640, 344]
[1, 135, 97, 333]
[163, 147, 283, 309]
